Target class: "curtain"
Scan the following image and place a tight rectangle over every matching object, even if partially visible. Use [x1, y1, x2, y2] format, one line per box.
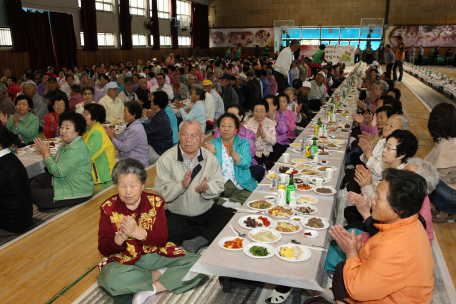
[191, 3, 209, 49]
[6, 0, 28, 52]
[50, 12, 78, 70]
[25, 11, 56, 72]
[150, 0, 160, 50]
[170, 0, 178, 49]
[119, 0, 132, 50]
[81, 0, 98, 52]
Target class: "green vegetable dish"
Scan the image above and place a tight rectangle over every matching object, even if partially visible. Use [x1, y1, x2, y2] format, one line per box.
[249, 246, 269, 257]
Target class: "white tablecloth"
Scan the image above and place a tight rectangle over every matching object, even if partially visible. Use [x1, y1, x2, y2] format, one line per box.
[19, 153, 46, 179]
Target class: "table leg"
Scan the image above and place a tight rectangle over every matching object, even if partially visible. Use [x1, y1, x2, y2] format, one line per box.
[292, 288, 301, 304]
[220, 277, 231, 293]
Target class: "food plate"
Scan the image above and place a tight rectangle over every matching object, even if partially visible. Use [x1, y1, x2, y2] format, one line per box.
[296, 195, 319, 205]
[301, 217, 330, 230]
[296, 183, 314, 192]
[275, 244, 312, 262]
[43, 138, 62, 143]
[266, 206, 294, 218]
[272, 220, 303, 234]
[332, 139, 348, 145]
[341, 128, 351, 133]
[308, 177, 330, 184]
[218, 236, 249, 251]
[27, 148, 40, 155]
[318, 152, 332, 157]
[238, 215, 274, 230]
[315, 166, 338, 172]
[303, 230, 319, 238]
[289, 215, 306, 222]
[290, 142, 301, 147]
[266, 173, 279, 180]
[248, 228, 282, 244]
[292, 148, 303, 154]
[291, 158, 309, 165]
[313, 186, 337, 196]
[324, 143, 340, 150]
[294, 204, 319, 215]
[13, 150, 27, 156]
[318, 160, 330, 165]
[300, 169, 321, 177]
[243, 243, 275, 259]
[247, 200, 274, 211]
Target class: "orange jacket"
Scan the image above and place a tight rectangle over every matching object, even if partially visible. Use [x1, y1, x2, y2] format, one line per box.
[395, 42, 405, 61]
[343, 214, 434, 304]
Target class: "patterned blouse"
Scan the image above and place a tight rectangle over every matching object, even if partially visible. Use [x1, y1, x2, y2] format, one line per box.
[221, 143, 243, 190]
[244, 117, 277, 158]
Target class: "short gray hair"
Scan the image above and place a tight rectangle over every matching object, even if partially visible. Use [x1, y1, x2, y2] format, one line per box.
[187, 74, 195, 80]
[112, 158, 147, 185]
[374, 80, 389, 95]
[179, 119, 202, 134]
[284, 87, 297, 96]
[406, 158, 439, 194]
[117, 74, 124, 80]
[192, 80, 204, 90]
[0, 83, 6, 94]
[390, 114, 409, 130]
[266, 68, 273, 75]
[206, 71, 215, 79]
[26, 82, 37, 90]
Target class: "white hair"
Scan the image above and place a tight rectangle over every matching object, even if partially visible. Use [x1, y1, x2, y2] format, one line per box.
[25, 82, 37, 90]
[0, 83, 6, 94]
[406, 158, 440, 195]
[179, 119, 202, 134]
[390, 114, 409, 130]
[187, 74, 195, 80]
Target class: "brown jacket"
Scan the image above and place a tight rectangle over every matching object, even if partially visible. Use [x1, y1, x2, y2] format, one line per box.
[395, 42, 405, 61]
[0, 94, 16, 116]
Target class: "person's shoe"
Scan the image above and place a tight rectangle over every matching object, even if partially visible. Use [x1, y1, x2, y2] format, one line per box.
[432, 211, 456, 223]
[182, 236, 209, 253]
[430, 208, 440, 217]
[132, 290, 157, 304]
[265, 286, 293, 303]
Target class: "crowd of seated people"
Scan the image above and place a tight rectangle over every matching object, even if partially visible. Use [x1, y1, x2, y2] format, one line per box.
[1, 49, 450, 304]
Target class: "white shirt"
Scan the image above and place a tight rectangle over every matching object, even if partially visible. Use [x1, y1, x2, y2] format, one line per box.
[151, 83, 174, 101]
[0, 148, 11, 158]
[98, 95, 124, 122]
[274, 47, 293, 76]
[118, 90, 138, 104]
[204, 92, 215, 123]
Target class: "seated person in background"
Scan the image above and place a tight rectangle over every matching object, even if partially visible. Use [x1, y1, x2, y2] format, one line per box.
[31, 112, 94, 209]
[118, 77, 138, 104]
[96, 159, 203, 304]
[292, 79, 314, 127]
[277, 93, 297, 141]
[0, 95, 39, 146]
[192, 80, 214, 132]
[307, 71, 328, 111]
[82, 104, 116, 184]
[387, 87, 401, 100]
[0, 124, 33, 236]
[135, 77, 150, 108]
[324, 169, 434, 304]
[44, 97, 69, 138]
[203, 79, 225, 126]
[244, 99, 277, 170]
[7, 76, 21, 102]
[98, 82, 124, 122]
[176, 83, 207, 133]
[154, 120, 231, 253]
[61, 75, 74, 97]
[206, 113, 258, 204]
[24, 82, 48, 131]
[75, 86, 96, 115]
[105, 101, 149, 168]
[45, 77, 68, 113]
[68, 84, 83, 112]
[142, 91, 173, 164]
[151, 73, 174, 102]
[171, 72, 189, 102]
[383, 98, 403, 115]
[265, 94, 289, 155]
[0, 83, 15, 116]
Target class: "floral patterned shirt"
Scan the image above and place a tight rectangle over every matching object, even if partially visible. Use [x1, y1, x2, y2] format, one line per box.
[244, 117, 277, 158]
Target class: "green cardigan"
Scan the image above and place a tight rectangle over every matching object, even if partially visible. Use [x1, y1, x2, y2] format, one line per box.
[6, 112, 39, 145]
[44, 136, 94, 201]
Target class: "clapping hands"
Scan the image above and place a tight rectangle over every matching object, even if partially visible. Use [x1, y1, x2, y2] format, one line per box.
[354, 165, 372, 188]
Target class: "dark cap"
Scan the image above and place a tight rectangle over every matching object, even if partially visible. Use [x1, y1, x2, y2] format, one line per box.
[124, 77, 134, 84]
[48, 77, 57, 82]
[219, 74, 231, 80]
[47, 66, 54, 70]
[34, 70, 43, 75]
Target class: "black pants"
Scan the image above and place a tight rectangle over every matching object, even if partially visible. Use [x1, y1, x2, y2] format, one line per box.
[255, 143, 288, 170]
[205, 122, 213, 133]
[392, 60, 403, 81]
[366, 54, 373, 64]
[30, 173, 91, 209]
[350, 152, 365, 168]
[250, 165, 265, 183]
[341, 168, 362, 194]
[344, 205, 364, 225]
[386, 63, 393, 79]
[165, 203, 234, 245]
[417, 56, 423, 65]
[273, 71, 287, 94]
[308, 99, 322, 111]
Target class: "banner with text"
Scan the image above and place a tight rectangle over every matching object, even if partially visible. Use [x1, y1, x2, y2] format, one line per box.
[209, 28, 274, 48]
[299, 45, 355, 65]
[385, 25, 456, 47]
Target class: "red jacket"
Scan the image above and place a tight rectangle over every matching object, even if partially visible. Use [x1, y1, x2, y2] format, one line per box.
[8, 84, 21, 102]
[69, 93, 83, 112]
[44, 112, 59, 138]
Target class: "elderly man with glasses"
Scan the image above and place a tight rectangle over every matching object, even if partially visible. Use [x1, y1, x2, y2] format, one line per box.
[98, 82, 124, 122]
[154, 119, 231, 253]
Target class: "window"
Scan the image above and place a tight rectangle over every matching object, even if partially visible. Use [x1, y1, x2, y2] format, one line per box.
[302, 28, 320, 39]
[176, 0, 191, 27]
[80, 32, 84, 46]
[330, 41, 339, 45]
[130, 0, 146, 15]
[178, 36, 191, 46]
[350, 41, 360, 48]
[98, 33, 115, 47]
[150, 35, 154, 46]
[160, 35, 171, 47]
[321, 28, 340, 39]
[282, 28, 301, 39]
[132, 34, 147, 46]
[0, 28, 13, 46]
[80, 0, 113, 11]
[301, 39, 319, 45]
[151, 0, 170, 18]
[341, 28, 360, 39]
[339, 41, 349, 45]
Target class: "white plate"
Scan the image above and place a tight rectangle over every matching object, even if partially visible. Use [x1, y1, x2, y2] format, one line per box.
[315, 166, 338, 173]
[294, 204, 319, 215]
[324, 144, 340, 150]
[318, 160, 330, 165]
[299, 170, 321, 177]
[289, 215, 306, 223]
[275, 244, 312, 262]
[266, 206, 294, 219]
[304, 230, 319, 238]
[246, 200, 275, 211]
[248, 228, 282, 244]
[295, 183, 314, 192]
[308, 177, 331, 184]
[238, 215, 274, 230]
[272, 220, 303, 234]
[13, 150, 27, 156]
[301, 217, 330, 230]
[43, 138, 62, 143]
[296, 195, 319, 205]
[243, 243, 275, 259]
[313, 186, 337, 196]
[290, 142, 301, 147]
[291, 158, 310, 165]
[317, 152, 332, 158]
[332, 140, 348, 145]
[266, 173, 280, 180]
[218, 236, 249, 251]
[292, 148, 303, 154]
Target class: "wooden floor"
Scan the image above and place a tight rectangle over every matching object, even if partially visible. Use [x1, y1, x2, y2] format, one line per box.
[2, 70, 456, 303]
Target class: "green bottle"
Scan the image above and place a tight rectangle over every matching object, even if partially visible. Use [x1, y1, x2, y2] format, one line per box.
[286, 174, 296, 205]
[310, 138, 318, 159]
[317, 118, 322, 127]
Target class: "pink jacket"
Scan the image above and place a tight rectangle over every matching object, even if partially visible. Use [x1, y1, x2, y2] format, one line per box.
[285, 109, 296, 139]
[214, 124, 258, 166]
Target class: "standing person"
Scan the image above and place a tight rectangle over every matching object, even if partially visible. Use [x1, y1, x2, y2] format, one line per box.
[310, 44, 328, 76]
[377, 44, 385, 64]
[366, 45, 374, 64]
[393, 36, 405, 83]
[434, 46, 440, 65]
[428, 47, 435, 66]
[225, 46, 232, 61]
[405, 48, 410, 62]
[445, 48, 453, 66]
[355, 46, 361, 63]
[417, 45, 424, 65]
[255, 45, 260, 58]
[262, 45, 270, 58]
[410, 45, 416, 65]
[232, 44, 243, 60]
[216, 74, 239, 110]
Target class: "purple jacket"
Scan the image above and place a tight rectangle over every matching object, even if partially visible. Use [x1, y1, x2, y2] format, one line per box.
[274, 111, 290, 146]
[94, 86, 104, 103]
[214, 124, 258, 165]
[112, 119, 150, 168]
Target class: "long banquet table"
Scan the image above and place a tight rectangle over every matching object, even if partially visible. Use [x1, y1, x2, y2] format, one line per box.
[403, 65, 456, 99]
[188, 66, 364, 295]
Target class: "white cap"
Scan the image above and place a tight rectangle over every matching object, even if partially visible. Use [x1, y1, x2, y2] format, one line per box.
[317, 71, 326, 79]
[372, 61, 379, 66]
[302, 81, 312, 88]
[139, 73, 146, 77]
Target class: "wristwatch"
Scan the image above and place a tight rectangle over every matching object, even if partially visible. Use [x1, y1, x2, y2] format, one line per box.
[141, 230, 148, 241]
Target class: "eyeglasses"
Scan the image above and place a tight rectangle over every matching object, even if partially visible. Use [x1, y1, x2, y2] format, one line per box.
[180, 134, 201, 141]
[254, 110, 266, 114]
[383, 143, 397, 151]
[83, 92, 93, 96]
[54, 103, 66, 108]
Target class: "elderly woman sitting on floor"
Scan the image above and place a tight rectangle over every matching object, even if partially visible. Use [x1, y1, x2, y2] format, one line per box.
[97, 158, 203, 304]
[205, 113, 258, 204]
[312, 169, 434, 304]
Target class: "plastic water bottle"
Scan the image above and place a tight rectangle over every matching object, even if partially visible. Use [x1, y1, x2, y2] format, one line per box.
[301, 136, 307, 158]
[272, 170, 279, 191]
